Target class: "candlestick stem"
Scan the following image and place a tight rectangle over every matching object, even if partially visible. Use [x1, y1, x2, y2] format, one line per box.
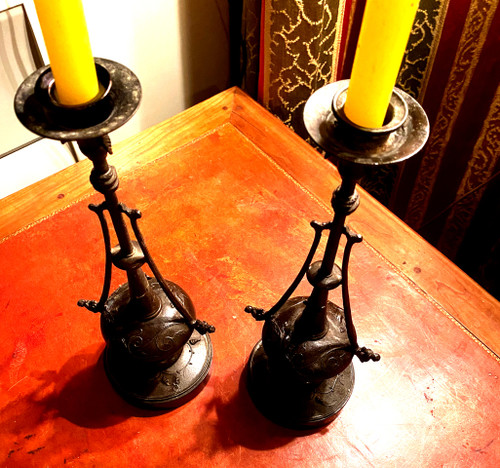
[299, 163, 361, 342]
[77, 136, 158, 314]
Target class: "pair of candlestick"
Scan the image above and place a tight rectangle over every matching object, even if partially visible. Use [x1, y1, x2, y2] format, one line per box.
[15, 58, 429, 428]
[16, 0, 427, 428]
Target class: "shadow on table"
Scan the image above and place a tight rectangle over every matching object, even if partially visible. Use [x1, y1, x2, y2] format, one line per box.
[193, 365, 328, 453]
[1, 343, 334, 464]
[1, 344, 176, 462]
[50, 348, 165, 429]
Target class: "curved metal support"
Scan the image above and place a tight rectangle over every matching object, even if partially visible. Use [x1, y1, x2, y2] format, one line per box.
[120, 203, 215, 335]
[77, 202, 112, 313]
[245, 220, 331, 321]
[341, 226, 362, 348]
[341, 226, 380, 363]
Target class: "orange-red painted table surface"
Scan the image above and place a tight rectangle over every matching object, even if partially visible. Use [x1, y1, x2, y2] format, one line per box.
[1, 88, 499, 467]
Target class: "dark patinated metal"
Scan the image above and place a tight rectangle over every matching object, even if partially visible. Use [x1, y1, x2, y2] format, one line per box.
[303, 80, 429, 166]
[15, 58, 215, 409]
[245, 80, 429, 429]
[14, 58, 141, 141]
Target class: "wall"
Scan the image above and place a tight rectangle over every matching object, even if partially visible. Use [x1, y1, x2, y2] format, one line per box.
[0, 0, 230, 198]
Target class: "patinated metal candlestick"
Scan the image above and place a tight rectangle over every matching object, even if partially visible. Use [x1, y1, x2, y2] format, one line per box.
[14, 58, 215, 409]
[245, 80, 429, 428]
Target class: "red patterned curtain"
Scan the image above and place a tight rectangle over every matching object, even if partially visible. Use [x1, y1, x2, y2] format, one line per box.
[233, 0, 500, 298]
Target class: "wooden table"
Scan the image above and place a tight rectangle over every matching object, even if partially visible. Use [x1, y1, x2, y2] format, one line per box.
[1, 88, 498, 467]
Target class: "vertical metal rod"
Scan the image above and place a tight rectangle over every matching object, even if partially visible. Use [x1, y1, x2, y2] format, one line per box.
[79, 137, 151, 303]
[105, 191, 135, 256]
[319, 176, 357, 278]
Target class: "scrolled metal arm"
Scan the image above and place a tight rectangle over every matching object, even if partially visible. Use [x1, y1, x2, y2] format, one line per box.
[120, 203, 215, 335]
[77, 202, 112, 314]
[245, 220, 331, 321]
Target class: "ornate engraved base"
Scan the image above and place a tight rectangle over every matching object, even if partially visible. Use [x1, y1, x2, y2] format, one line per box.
[104, 331, 212, 409]
[247, 341, 355, 429]
[101, 279, 213, 409]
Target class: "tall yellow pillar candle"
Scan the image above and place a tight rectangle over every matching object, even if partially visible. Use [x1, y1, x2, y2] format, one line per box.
[34, 0, 99, 106]
[343, 0, 419, 128]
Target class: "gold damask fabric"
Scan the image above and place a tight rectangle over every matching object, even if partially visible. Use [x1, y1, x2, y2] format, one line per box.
[240, 0, 261, 97]
[397, 0, 500, 297]
[404, 0, 498, 230]
[397, 0, 449, 99]
[260, 0, 345, 136]
[238, 0, 500, 298]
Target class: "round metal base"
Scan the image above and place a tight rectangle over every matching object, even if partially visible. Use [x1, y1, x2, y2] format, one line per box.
[104, 330, 212, 409]
[247, 341, 355, 429]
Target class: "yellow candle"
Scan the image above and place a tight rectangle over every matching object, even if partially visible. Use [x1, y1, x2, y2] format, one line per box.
[34, 0, 99, 106]
[343, 0, 419, 128]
